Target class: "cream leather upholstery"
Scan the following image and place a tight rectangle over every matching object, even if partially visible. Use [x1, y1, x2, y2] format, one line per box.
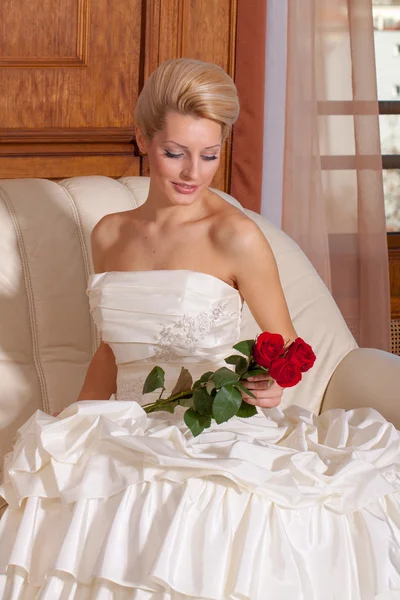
[0, 176, 398, 469]
[320, 348, 400, 425]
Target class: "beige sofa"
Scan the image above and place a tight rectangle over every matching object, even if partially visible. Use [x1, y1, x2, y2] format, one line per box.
[1, 175, 399, 473]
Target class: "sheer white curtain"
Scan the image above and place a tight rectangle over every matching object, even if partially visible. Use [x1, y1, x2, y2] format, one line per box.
[261, 0, 287, 228]
[263, 0, 391, 351]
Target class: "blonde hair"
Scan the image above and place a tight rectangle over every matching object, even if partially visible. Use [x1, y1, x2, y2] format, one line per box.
[134, 58, 240, 142]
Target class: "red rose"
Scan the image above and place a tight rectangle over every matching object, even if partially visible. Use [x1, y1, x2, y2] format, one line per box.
[269, 358, 302, 388]
[286, 338, 316, 373]
[253, 332, 285, 369]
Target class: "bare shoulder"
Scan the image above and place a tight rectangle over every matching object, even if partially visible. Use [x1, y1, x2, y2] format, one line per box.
[210, 199, 273, 264]
[91, 213, 120, 252]
[91, 211, 129, 272]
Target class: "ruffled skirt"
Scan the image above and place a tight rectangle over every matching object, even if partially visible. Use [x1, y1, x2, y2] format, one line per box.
[0, 401, 400, 600]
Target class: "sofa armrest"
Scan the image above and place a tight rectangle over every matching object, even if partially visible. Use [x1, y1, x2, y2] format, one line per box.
[320, 348, 400, 428]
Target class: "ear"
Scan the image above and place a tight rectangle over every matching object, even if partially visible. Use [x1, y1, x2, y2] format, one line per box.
[135, 127, 148, 154]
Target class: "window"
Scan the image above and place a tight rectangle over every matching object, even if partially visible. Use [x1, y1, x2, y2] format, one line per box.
[374, 0, 400, 234]
[374, 0, 400, 327]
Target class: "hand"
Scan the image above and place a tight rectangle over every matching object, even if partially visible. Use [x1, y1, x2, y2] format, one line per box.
[241, 375, 283, 408]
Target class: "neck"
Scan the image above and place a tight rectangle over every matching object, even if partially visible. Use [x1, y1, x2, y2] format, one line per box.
[140, 179, 208, 226]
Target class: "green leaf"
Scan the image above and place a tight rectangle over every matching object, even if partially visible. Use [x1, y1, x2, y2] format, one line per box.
[193, 371, 214, 390]
[236, 401, 258, 418]
[193, 387, 214, 416]
[235, 357, 249, 376]
[170, 367, 193, 396]
[232, 339, 255, 357]
[251, 362, 270, 373]
[212, 367, 240, 389]
[234, 382, 257, 399]
[225, 354, 244, 366]
[184, 409, 212, 437]
[142, 366, 165, 394]
[179, 396, 195, 409]
[206, 379, 216, 395]
[241, 368, 269, 379]
[212, 384, 243, 424]
[224, 355, 250, 376]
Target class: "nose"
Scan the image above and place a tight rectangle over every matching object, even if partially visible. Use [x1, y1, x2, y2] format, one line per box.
[180, 157, 199, 181]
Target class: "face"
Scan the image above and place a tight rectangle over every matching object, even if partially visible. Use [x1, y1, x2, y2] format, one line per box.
[137, 111, 222, 206]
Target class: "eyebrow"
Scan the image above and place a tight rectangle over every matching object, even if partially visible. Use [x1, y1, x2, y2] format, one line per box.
[163, 140, 221, 150]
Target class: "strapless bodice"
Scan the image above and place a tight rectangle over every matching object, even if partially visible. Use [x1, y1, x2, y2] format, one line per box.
[87, 270, 242, 404]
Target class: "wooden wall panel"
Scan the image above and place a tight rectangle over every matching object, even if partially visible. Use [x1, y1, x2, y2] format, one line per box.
[143, 0, 237, 193]
[0, 0, 141, 127]
[230, 0, 266, 213]
[0, 0, 80, 62]
[0, 0, 141, 178]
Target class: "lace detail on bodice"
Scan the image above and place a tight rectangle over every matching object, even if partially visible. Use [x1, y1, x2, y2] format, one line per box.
[117, 375, 145, 402]
[155, 300, 229, 361]
[87, 270, 243, 411]
[116, 372, 189, 422]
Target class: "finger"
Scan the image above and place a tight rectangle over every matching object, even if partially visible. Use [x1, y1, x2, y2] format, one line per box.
[246, 374, 271, 382]
[242, 394, 282, 408]
[243, 384, 282, 398]
[240, 387, 283, 405]
[242, 392, 282, 402]
[241, 387, 283, 399]
[255, 396, 282, 408]
[244, 380, 279, 391]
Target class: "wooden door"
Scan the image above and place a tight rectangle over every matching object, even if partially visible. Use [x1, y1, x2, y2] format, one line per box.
[0, 0, 143, 179]
[0, 0, 237, 192]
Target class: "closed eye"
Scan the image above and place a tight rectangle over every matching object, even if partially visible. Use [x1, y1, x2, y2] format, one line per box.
[164, 150, 218, 161]
[164, 150, 183, 159]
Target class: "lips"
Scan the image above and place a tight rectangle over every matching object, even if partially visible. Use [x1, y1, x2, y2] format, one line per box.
[172, 182, 198, 194]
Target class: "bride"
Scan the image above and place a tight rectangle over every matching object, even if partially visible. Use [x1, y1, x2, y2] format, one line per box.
[0, 58, 399, 600]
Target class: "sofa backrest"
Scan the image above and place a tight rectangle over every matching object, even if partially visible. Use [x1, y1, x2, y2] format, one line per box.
[0, 176, 357, 465]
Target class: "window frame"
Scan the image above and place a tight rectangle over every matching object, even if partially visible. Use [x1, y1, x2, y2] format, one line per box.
[380, 101, 400, 249]
[318, 100, 400, 249]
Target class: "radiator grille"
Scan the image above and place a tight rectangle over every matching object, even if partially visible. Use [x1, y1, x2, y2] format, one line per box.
[391, 319, 400, 356]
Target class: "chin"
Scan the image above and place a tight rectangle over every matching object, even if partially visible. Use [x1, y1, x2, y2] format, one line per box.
[166, 182, 208, 205]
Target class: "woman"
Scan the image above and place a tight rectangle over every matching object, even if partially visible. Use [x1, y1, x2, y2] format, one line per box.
[0, 59, 399, 600]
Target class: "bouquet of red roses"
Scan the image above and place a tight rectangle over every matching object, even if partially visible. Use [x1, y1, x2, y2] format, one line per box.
[141, 332, 316, 437]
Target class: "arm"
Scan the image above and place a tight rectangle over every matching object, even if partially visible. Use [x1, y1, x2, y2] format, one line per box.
[231, 219, 296, 341]
[219, 215, 297, 408]
[78, 340, 117, 400]
[78, 216, 118, 401]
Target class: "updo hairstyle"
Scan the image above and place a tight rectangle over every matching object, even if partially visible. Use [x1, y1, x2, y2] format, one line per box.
[134, 58, 240, 143]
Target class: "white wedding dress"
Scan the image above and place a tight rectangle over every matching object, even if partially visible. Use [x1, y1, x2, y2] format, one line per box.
[0, 270, 400, 600]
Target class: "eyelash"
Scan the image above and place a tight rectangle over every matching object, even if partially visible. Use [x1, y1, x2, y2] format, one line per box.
[164, 150, 218, 161]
